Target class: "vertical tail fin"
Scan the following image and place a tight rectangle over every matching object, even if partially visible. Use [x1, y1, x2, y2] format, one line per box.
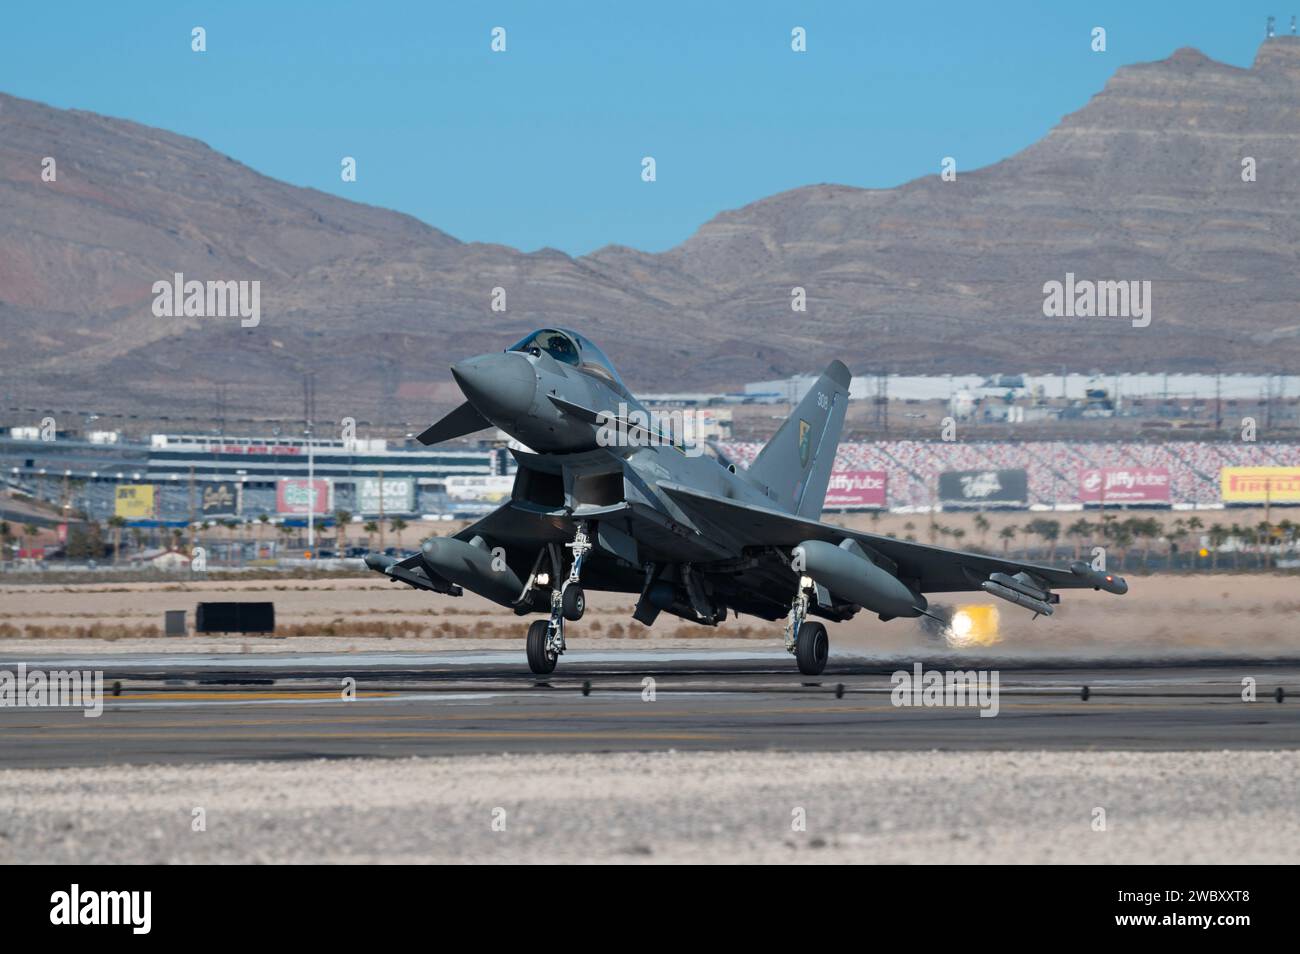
[745, 360, 851, 518]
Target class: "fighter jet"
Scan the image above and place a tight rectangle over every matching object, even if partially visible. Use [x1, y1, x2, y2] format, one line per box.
[367, 328, 1127, 674]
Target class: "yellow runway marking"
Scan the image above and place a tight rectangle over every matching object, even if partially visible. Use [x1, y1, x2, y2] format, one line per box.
[21, 729, 730, 742]
[116, 691, 395, 702]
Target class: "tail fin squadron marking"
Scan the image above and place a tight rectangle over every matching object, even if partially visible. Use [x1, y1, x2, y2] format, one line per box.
[745, 360, 851, 519]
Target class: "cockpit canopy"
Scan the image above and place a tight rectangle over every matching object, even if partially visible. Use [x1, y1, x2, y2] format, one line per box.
[507, 328, 626, 390]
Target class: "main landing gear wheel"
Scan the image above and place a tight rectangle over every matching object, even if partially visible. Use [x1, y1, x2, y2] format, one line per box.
[795, 621, 829, 676]
[526, 619, 557, 675]
[561, 584, 586, 621]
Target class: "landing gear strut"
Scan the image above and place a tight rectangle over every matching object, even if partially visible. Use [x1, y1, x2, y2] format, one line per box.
[526, 521, 592, 675]
[785, 577, 829, 676]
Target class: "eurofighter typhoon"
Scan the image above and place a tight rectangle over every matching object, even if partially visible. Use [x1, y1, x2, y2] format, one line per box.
[367, 329, 1127, 674]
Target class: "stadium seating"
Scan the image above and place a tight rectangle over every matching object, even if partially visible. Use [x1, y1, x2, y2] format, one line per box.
[11, 441, 1300, 517]
[721, 441, 1300, 508]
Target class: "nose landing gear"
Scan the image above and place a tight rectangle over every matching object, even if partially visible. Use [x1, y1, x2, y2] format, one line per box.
[526, 521, 592, 675]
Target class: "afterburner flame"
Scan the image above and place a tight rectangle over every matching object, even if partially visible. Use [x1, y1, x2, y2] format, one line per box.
[944, 604, 1001, 648]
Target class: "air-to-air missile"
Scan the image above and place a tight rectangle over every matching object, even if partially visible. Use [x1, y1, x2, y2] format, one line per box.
[981, 572, 1056, 617]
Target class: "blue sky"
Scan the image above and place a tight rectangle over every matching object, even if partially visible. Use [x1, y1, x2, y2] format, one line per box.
[0, 2, 1282, 255]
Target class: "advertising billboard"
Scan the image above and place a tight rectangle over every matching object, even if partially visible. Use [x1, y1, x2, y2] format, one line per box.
[357, 476, 415, 513]
[276, 478, 332, 515]
[1220, 467, 1300, 504]
[823, 470, 887, 509]
[1079, 467, 1170, 504]
[114, 484, 156, 519]
[938, 469, 1028, 507]
[200, 481, 239, 516]
[444, 475, 515, 503]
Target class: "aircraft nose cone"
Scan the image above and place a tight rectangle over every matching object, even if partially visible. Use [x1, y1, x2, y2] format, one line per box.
[451, 352, 536, 423]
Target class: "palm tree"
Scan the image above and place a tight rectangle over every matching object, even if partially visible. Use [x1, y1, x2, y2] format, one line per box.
[363, 521, 379, 551]
[389, 517, 408, 549]
[1099, 513, 1117, 545]
[973, 513, 990, 549]
[1207, 523, 1225, 570]
[107, 514, 127, 565]
[1025, 518, 1060, 561]
[1135, 517, 1161, 570]
[0, 521, 11, 566]
[999, 525, 1017, 556]
[1241, 525, 1258, 569]
[23, 523, 39, 557]
[1168, 519, 1188, 571]
[1256, 521, 1274, 570]
[1111, 522, 1135, 571]
[1041, 519, 1061, 561]
[334, 509, 353, 554]
[1067, 519, 1091, 561]
[1279, 519, 1297, 556]
[222, 519, 239, 565]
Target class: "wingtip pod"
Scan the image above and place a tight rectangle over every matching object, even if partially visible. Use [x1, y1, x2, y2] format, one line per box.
[1069, 561, 1128, 595]
[363, 553, 397, 573]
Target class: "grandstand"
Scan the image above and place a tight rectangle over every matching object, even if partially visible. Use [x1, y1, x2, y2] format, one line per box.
[719, 440, 1300, 510]
[4, 429, 1299, 521]
[0, 432, 506, 524]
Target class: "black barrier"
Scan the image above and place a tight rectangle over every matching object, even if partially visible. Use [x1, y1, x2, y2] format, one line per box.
[194, 601, 275, 633]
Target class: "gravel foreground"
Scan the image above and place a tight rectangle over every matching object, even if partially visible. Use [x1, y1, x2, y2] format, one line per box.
[2, 750, 1296, 864]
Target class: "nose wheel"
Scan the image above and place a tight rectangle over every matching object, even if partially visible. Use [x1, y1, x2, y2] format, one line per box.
[561, 584, 585, 621]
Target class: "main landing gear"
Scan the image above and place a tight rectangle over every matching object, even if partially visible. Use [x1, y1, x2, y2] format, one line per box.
[526, 522, 592, 675]
[785, 578, 829, 676]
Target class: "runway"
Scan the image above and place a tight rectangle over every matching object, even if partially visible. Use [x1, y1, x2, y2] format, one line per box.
[3, 649, 1298, 767]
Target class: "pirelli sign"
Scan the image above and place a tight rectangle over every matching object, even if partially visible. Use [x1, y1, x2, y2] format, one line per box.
[1220, 467, 1300, 504]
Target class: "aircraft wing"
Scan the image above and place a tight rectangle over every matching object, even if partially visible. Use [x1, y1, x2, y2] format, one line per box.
[659, 482, 1116, 594]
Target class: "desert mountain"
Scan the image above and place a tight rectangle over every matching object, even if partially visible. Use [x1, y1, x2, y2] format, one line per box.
[3, 37, 1300, 426]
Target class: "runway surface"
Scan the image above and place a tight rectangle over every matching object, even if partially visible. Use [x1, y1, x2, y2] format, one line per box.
[2, 648, 1298, 767]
